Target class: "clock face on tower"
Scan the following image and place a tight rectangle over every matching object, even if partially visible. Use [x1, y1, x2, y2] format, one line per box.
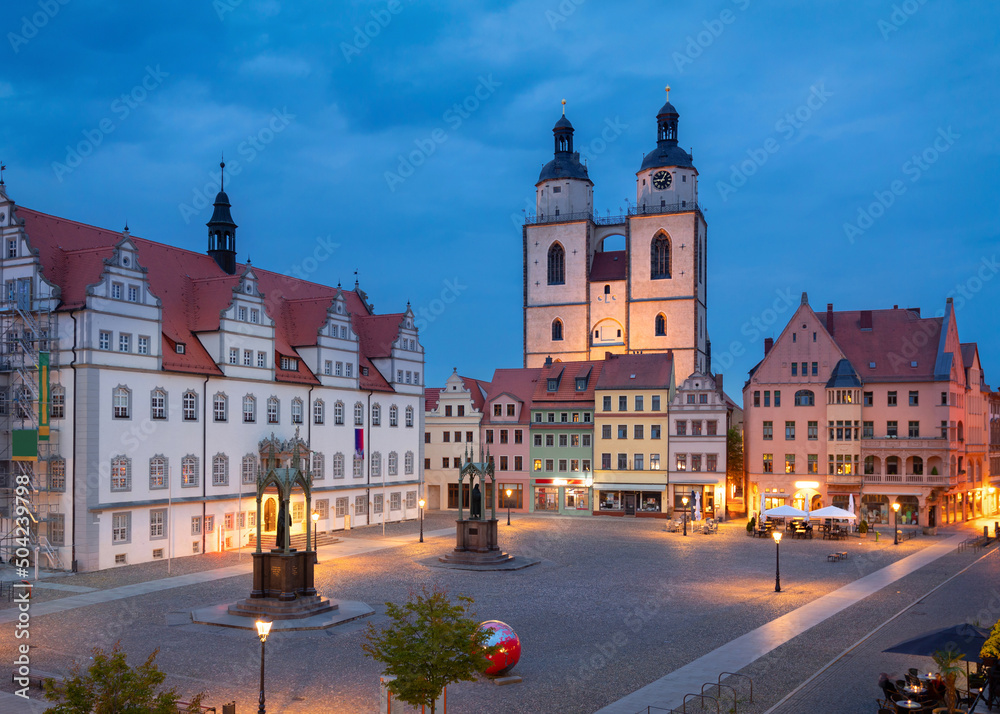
[652, 171, 672, 190]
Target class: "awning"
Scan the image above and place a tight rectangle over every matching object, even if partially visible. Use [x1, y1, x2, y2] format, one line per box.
[592, 483, 667, 491]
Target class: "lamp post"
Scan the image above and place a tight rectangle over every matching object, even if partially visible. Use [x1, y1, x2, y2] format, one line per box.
[682, 496, 689, 536]
[505, 488, 512, 526]
[418, 498, 425, 543]
[255, 617, 273, 714]
[892, 500, 900, 545]
[772, 531, 782, 592]
[311, 511, 319, 563]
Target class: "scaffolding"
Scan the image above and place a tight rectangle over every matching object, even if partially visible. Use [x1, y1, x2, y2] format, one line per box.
[0, 264, 63, 569]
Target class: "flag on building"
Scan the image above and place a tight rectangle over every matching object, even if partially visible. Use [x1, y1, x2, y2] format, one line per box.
[355, 428, 364, 458]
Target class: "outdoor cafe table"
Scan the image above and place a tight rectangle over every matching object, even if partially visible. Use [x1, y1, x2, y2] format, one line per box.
[894, 700, 922, 710]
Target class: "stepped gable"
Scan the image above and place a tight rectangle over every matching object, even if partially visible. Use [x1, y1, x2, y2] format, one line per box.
[17, 207, 395, 391]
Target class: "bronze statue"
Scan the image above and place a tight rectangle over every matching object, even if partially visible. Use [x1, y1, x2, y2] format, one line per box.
[471, 483, 482, 520]
[275, 499, 290, 550]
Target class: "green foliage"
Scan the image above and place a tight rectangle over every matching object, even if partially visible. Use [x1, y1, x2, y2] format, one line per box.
[932, 649, 966, 714]
[980, 635, 1000, 660]
[930, 466, 939, 475]
[44, 642, 205, 714]
[726, 429, 744, 497]
[746, 516, 755, 534]
[859, 519, 868, 534]
[363, 586, 498, 714]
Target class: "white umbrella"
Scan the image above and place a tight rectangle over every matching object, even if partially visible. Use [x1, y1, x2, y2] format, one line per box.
[694, 491, 702, 521]
[765, 505, 807, 518]
[848, 493, 855, 515]
[760, 492, 767, 523]
[804, 499, 811, 521]
[809, 505, 858, 519]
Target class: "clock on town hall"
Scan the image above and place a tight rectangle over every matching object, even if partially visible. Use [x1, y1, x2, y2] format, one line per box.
[652, 170, 672, 190]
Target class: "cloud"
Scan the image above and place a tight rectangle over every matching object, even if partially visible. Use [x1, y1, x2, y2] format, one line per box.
[240, 53, 311, 78]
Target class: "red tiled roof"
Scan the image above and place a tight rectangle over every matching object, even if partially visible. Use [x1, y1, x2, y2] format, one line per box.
[460, 376, 489, 411]
[483, 368, 542, 424]
[829, 308, 941, 382]
[589, 251, 627, 282]
[595, 351, 674, 390]
[531, 360, 604, 403]
[424, 388, 442, 412]
[17, 207, 399, 390]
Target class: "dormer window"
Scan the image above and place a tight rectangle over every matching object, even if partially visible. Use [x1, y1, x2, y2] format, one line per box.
[547, 379, 558, 392]
[176, 343, 186, 354]
[575, 377, 587, 391]
[279, 357, 298, 371]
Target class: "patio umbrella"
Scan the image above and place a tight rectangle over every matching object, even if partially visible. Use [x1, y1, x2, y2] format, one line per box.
[884, 624, 988, 663]
[760, 492, 767, 522]
[694, 491, 702, 521]
[848, 493, 855, 515]
[810, 505, 858, 519]
[765, 505, 807, 518]
[804, 499, 811, 521]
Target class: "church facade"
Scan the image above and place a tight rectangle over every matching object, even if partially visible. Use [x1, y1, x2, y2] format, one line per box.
[0, 177, 424, 572]
[523, 93, 709, 380]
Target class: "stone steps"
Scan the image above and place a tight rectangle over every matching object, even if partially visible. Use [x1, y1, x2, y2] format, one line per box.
[248, 531, 340, 550]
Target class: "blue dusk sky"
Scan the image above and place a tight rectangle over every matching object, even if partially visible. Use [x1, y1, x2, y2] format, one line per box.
[1, 1, 998, 398]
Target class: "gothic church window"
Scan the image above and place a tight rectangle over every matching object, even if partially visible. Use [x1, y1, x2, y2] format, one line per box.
[655, 314, 666, 336]
[552, 319, 563, 341]
[547, 243, 565, 285]
[651, 234, 671, 279]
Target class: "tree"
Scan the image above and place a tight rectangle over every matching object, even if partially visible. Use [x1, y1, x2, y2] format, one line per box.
[726, 428, 745, 503]
[932, 649, 966, 714]
[44, 642, 205, 714]
[363, 586, 498, 714]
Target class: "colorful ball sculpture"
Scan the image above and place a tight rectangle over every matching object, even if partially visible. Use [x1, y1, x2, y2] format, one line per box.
[478, 620, 521, 675]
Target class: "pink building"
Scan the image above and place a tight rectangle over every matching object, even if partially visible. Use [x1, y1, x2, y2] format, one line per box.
[480, 368, 543, 514]
[743, 294, 991, 528]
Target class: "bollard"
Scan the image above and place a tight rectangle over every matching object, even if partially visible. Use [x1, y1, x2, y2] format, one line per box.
[222, 702, 236, 714]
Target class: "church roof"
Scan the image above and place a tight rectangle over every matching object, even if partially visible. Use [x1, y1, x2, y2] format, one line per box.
[17, 206, 396, 391]
[538, 152, 590, 183]
[589, 251, 627, 281]
[639, 144, 694, 171]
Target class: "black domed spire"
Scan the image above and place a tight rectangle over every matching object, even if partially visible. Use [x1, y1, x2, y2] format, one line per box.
[639, 86, 694, 172]
[538, 100, 590, 183]
[207, 158, 238, 274]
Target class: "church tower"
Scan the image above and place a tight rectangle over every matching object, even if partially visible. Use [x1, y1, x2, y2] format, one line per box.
[207, 160, 238, 275]
[523, 90, 709, 379]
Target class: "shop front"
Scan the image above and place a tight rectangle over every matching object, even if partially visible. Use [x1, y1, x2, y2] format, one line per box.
[594, 483, 666, 517]
[671, 481, 724, 520]
[530, 478, 592, 517]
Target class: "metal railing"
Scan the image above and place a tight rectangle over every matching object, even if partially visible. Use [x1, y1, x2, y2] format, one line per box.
[525, 201, 701, 226]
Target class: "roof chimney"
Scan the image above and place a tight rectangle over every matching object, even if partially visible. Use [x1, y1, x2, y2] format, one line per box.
[826, 303, 834, 336]
[764, 337, 773, 356]
[860, 310, 872, 330]
[544, 355, 553, 367]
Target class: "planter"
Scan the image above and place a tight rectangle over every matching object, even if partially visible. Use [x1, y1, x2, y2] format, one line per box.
[859, 532, 867, 539]
[923, 526, 938, 536]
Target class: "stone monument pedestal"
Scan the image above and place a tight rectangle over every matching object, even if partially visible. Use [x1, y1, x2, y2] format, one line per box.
[438, 519, 513, 566]
[228, 550, 335, 620]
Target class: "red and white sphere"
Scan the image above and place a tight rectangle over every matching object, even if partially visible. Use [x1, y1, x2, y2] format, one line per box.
[478, 620, 521, 676]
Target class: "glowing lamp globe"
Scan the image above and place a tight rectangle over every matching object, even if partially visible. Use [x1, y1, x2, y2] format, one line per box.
[478, 620, 521, 675]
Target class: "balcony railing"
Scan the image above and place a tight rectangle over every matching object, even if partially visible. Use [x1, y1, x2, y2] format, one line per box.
[863, 472, 953, 486]
[524, 201, 700, 226]
[861, 436, 955, 450]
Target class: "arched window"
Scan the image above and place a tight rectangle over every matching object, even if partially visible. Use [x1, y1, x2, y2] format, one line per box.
[388, 452, 398, 476]
[111, 455, 131, 491]
[112, 387, 130, 419]
[312, 452, 325, 480]
[372, 451, 382, 478]
[864, 456, 875, 475]
[405, 406, 414, 427]
[886, 456, 899, 475]
[404, 451, 414, 475]
[794, 390, 815, 406]
[213, 393, 227, 422]
[389, 405, 398, 426]
[267, 396, 279, 424]
[212, 453, 229, 486]
[291, 398, 303, 424]
[181, 455, 199, 487]
[313, 399, 325, 425]
[547, 243, 565, 285]
[334, 400, 344, 425]
[651, 234, 671, 279]
[183, 391, 198, 421]
[242, 454, 257, 484]
[372, 403, 381, 426]
[243, 395, 256, 423]
[354, 402, 364, 426]
[151, 389, 167, 420]
[149, 456, 167, 489]
[332, 452, 345, 478]
[655, 314, 666, 337]
[912, 456, 924, 475]
[552, 319, 563, 341]
[958, 421, 964, 442]
[50, 386, 65, 419]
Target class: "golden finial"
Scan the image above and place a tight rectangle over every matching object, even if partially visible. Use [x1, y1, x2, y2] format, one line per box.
[665, 85, 671, 101]
[561, 98, 566, 115]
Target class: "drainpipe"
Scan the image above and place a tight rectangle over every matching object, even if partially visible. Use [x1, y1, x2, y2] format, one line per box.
[366, 390, 372, 527]
[201, 375, 209, 555]
[68, 310, 79, 572]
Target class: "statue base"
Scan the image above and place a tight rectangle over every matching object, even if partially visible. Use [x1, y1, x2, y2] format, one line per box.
[227, 550, 332, 619]
[439, 519, 514, 566]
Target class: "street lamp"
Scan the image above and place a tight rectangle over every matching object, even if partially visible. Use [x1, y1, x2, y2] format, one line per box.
[505, 488, 512, 526]
[255, 617, 273, 714]
[682, 496, 689, 536]
[418, 498, 425, 543]
[311, 511, 319, 563]
[892, 501, 901, 545]
[772, 531, 782, 592]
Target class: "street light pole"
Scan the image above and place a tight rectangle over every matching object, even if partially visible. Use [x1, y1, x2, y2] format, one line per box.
[773, 531, 782, 592]
[311, 511, 319, 563]
[682, 496, 689, 536]
[418, 498, 425, 543]
[892, 501, 900, 545]
[506, 488, 512, 526]
[255, 618, 272, 714]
